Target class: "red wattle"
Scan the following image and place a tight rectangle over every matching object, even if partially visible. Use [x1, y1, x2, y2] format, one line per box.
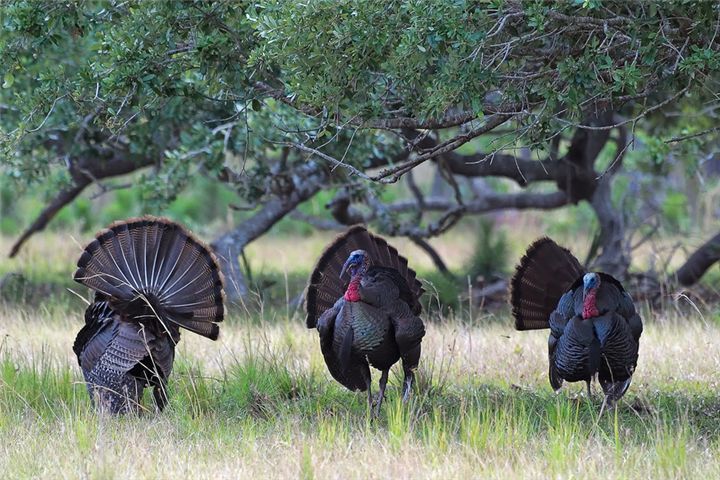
[582, 288, 599, 319]
[344, 277, 361, 302]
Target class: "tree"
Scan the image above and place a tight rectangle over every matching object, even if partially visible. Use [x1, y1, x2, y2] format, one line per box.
[3, 1, 720, 300]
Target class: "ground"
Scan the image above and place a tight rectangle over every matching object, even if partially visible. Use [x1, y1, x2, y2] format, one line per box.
[0, 231, 719, 479]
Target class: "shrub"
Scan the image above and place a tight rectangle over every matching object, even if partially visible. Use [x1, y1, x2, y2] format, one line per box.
[466, 219, 509, 282]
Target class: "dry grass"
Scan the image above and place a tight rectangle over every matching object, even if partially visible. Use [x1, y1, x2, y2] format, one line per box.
[1, 302, 719, 479]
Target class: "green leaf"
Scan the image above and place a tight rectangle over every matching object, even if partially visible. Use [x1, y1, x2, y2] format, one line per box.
[2, 72, 14, 89]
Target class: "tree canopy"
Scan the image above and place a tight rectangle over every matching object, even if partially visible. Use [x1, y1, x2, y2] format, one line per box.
[2, 1, 720, 298]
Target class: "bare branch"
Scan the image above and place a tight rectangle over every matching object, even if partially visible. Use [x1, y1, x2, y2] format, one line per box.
[545, 10, 631, 27]
[370, 113, 515, 183]
[438, 150, 554, 186]
[327, 188, 366, 225]
[289, 142, 372, 180]
[409, 236, 453, 278]
[383, 191, 569, 215]
[290, 211, 344, 230]
[676, 231, 720, 286]
[9, 183, 88, 258]
[665, 125, 720, 144]
[9, 149, 154, 258]
[26, 94, 68, 133]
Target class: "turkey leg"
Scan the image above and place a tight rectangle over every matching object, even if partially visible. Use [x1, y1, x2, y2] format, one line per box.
[361, 365, 373, 413]
[153, 381, 169, 411]
[401, 369, 414, 403]
[374, 369, 390, 416]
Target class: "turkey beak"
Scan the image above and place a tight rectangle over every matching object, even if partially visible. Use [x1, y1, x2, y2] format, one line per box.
[340, 259, 354, 279]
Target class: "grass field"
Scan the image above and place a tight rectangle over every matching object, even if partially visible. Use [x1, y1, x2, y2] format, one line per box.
[1, 231, 719, 479]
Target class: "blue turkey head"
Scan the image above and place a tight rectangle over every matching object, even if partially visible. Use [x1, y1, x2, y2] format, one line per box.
[582, 272, 600, 294]
[340, 250, 368, 278]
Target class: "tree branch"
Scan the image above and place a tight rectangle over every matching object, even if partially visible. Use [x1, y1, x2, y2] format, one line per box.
[676, 231, 720, 286]
[369, 113, 515, 183]
[9, 182, 89, 258]
[9, 149, 154, 257]
[211, 161, 328, 301]
[326, 188, 365, 225]
[384, 191, 569, 215]
[409, 236, 453, 279]
[438, 150, 555, 186]
[289, 211, 344, 230]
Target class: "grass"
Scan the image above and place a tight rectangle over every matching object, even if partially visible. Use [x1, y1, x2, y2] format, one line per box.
[1, 302, 719, 479]
[1, 228, 719, 478]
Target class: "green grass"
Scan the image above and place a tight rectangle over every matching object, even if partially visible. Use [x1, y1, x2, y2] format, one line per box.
[1, 302, 719, 479]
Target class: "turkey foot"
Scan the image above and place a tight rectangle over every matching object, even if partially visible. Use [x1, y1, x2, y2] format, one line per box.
[599, 396, 618, 417]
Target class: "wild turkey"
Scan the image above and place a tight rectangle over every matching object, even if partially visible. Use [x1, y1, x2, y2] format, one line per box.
[510, 237, 642, 407]
[72, 217, 224, 413]
[305, 225, 425, 415]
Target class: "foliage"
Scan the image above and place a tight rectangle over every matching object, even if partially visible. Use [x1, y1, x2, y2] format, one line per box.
[3, 0, 720, 288]
[3, 1, 720, 203]
[466, 219, 509, 281]
[0, 174, 238, 236]
[422, 270, 461, 312]
[662, 191, 690, 233]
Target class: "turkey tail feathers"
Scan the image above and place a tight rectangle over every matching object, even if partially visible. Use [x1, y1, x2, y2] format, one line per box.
[510, 237, 585, 331]
[305, 225, 424, 328]
[74, 216, 224, 340]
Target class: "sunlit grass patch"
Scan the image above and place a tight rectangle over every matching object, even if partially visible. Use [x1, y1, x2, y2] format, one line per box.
[0, 349, 88, 419]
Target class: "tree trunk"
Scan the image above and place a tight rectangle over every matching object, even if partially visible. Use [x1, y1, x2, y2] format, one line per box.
[211, 161, 327, 302]
[589, 177, 628, 277]
[676, 231, 720, 286]
[560, 110, 630, 278]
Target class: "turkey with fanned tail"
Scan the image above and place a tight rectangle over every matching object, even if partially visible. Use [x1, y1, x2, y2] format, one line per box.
[510, 237, 642, 408]
[305, 225, 425, 416]
[72, 216, 224, 413]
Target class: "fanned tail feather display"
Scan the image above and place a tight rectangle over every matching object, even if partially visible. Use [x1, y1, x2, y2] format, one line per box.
[510, 237, 585, 330]
[305, 224, 423, 328]
[74, 216, 224, 339]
